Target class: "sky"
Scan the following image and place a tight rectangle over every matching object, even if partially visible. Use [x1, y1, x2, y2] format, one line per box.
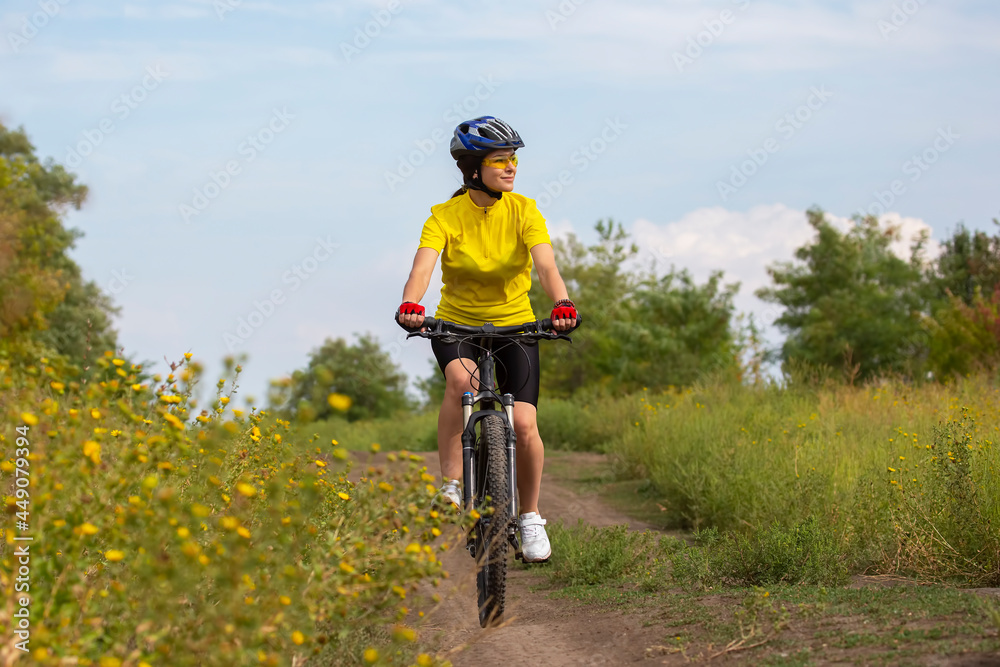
[2, 0, 998, 405]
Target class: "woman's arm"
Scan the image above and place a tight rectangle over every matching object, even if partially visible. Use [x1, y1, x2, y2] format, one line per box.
[399, 247, 439, 327]
[530, 243, 577, 330]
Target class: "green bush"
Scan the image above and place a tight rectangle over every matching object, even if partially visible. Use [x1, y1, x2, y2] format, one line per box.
[536, 393, 642, 452]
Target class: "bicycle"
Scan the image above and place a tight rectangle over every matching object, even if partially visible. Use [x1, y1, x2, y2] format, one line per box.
[395, 315, 578, 627]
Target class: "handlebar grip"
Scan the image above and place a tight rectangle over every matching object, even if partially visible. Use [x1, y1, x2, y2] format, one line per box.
[540, 314, 583, 332]
[394, 311, 435, 332]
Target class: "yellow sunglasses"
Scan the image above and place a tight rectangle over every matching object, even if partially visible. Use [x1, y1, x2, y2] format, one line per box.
[481, 155, 518, 169]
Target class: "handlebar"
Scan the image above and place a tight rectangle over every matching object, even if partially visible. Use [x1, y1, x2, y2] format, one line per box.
[394, 313, 582, 340]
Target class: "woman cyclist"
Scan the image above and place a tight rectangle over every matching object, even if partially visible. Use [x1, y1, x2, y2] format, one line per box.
[397, 116, 578, 563]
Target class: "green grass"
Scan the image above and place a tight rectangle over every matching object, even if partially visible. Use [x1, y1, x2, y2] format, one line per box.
[529, 522, 1000, 664]
[291, 411, 438, 452]
[596, 377, 1000, 585]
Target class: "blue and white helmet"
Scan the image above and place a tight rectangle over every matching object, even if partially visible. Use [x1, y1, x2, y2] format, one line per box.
[450, 116, 524, 159]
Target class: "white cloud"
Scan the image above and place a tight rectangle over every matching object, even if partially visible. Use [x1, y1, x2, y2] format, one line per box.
[630, 204, 938, 331]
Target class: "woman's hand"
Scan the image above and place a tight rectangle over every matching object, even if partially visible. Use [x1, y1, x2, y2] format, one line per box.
[551, 299, 578, 331]
[397, 302, 425, 329]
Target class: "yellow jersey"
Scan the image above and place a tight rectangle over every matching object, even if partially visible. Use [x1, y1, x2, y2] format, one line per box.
[418, 191, 551, 326]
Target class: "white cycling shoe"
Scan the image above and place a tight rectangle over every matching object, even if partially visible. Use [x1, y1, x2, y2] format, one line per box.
[436, 480, 461, 509]
[519, 512, 552, 563]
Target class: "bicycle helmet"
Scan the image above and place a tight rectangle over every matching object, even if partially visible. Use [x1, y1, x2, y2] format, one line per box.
[450, 116, 525, 159]
[451, 116, 524, 200]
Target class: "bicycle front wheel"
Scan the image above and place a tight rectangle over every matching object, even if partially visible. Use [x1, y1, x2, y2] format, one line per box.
[475, 414, 511, 628]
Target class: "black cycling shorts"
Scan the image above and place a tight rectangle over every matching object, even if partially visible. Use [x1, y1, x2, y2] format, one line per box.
[431, 337, 540, 406]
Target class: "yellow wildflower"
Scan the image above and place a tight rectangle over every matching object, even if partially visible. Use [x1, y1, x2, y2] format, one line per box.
[163, 413, 184, 430]
[21, 413, 39, 426]
[77, 523, 99, 536]
[292, 631, 305, 645]
[327, 393, 352, 412]
[83, 440, 101, 465]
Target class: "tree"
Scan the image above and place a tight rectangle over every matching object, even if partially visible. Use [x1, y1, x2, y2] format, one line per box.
[930, 221, 1000, 306]
[756, 208, 928, 381]
[527, 220, 741, 396]
[528, 220, 637, 395]
[0, 123, 119, 369]
[272, 333, 411, 422]
[926, 287, 1000, 379]
[616, 268, 740, 388]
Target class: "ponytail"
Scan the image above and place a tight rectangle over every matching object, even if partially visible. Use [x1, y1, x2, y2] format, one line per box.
[450, 155, 480, 199]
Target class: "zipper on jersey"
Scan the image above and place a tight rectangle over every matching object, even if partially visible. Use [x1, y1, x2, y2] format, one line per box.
[482, 205, 489, 259]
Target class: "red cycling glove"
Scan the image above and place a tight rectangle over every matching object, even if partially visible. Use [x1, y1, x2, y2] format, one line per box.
[551, 299, 577, 321]
[398, 302, 425, 317]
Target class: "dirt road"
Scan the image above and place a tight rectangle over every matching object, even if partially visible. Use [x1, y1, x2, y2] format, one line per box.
[420, 452, 667, 667]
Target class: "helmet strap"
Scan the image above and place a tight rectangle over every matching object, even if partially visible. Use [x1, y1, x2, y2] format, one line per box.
[465, 171, 503, 200]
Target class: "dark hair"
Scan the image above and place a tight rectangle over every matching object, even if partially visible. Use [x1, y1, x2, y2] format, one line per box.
[451, 154, 481, 198]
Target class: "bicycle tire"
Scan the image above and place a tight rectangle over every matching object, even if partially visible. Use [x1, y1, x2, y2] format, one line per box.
[475, 414, 510, 628]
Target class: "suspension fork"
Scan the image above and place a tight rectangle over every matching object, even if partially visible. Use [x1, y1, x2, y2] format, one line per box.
[461, 391, 475, 510]
[501, 393, 518, 531]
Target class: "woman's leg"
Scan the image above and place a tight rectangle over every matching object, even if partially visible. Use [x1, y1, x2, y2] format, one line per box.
[437, 357, 478, 482]
[512, 401, 544, 514]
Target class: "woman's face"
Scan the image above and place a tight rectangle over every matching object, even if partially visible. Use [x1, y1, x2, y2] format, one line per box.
[479, 149, 517, 193]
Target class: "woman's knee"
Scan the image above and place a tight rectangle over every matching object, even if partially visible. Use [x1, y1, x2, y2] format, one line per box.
[513, 408, 539, 442]
[442, 360, 476, 400]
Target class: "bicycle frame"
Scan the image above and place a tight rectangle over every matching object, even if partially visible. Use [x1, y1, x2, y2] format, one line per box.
[459, 340, 520, 556]
[395, 314, 581, 562]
